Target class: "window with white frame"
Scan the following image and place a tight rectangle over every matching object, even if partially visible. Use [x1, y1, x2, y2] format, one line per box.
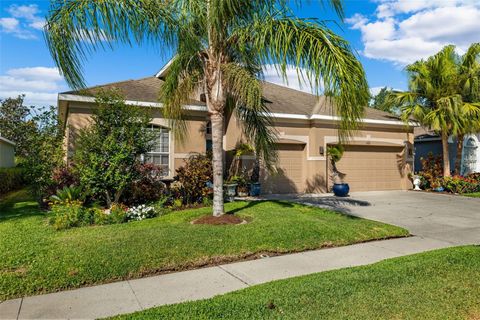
[145, 125, 170, 174]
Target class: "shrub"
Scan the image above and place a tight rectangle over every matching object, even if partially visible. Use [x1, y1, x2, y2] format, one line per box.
[92, 203, 128, 225]
[49, 185, 84, 204]
[439, 175, 480, 194]
[122, 163, 166, 205]
[0, 167, 25, 196]
[49, 201, 87, 230]
[45, 166, 80, 198]
[151, 195, 172, 216]
[73, 90, 155, 208]
[418, 153, 443, 189]
[174, 153, 213, 204]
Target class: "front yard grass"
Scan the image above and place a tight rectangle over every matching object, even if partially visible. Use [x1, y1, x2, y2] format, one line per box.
[112, 246, 480, 320]
[464, 192, 480, 198]
[0, 190, 407, 300]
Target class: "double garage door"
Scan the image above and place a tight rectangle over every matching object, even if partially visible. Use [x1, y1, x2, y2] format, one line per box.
[262, 144, 404, 193]
[333, 145, 404, 191]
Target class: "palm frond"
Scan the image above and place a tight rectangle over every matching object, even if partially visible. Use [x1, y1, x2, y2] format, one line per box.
[222, 63, 263, 110]
[231, 12, 369, 141]
[160, 49, 204, 143]
[234, 101, 278, 171]
[45, 0, 178, 88]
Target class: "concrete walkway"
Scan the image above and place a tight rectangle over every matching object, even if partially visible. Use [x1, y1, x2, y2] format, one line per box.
[1, 191, 479, 319]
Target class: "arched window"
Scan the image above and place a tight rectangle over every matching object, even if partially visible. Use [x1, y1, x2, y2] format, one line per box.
[145, 125, 170, 174]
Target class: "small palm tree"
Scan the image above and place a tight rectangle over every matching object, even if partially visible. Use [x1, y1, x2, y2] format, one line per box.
[392, 44, 480, 177]
[45, 0, 369, 216]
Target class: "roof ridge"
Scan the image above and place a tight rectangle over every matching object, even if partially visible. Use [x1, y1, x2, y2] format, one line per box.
[263, 81, 318, 96]
[62, 76, 158, 94]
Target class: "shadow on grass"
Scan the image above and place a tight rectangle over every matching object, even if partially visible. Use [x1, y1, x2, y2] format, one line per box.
[226, 200, 295, 215]
[0, 189, 43, 222]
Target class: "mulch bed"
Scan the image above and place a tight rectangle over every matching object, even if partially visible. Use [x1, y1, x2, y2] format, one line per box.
[192, 214, 246, 225]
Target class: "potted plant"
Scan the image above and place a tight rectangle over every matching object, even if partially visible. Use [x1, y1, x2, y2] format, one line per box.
[249, 158, 261, 196]
[224, 176, 239, 202]
[327, 145, 349, 197]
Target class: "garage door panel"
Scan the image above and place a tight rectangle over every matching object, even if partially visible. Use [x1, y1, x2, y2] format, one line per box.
[333, 145, 404, 192]
[261, 144, 305, 194]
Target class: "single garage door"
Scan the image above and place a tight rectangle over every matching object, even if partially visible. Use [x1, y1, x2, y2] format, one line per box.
[262, 143, 305, 193]
[333, 145, 404, 191]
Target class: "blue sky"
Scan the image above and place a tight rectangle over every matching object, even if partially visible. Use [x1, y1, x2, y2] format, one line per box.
[1, 0, 479, 106]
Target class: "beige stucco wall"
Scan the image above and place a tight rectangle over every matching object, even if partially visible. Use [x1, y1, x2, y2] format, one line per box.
[64, 101, 414, 192]
[64, 101, 209, 179]
[0, 140, 15, 168]
[225, 115, 414, 193]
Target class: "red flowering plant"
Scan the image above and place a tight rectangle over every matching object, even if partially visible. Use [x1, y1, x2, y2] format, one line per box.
[439, 175, 480, 194]
[417, 153, 443, 190]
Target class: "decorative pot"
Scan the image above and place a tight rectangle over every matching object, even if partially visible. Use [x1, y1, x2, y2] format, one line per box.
[413, 176, 422, 191]
[433, 186, 444, 192]
[332, 183, 350, 197]
[249, 182, 261, 196]
[224, 183, 238, 202]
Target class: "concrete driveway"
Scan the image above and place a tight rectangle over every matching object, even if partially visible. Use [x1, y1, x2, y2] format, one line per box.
[268, 191, 480, 245]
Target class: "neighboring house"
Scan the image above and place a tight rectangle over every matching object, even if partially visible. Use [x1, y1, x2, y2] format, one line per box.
[414, 127, 480, 175]
[58, 66, 415, 194]
[0, 135, 15, 168]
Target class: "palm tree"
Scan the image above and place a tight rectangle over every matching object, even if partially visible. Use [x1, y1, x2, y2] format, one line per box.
[45, 0, 369, 216]
[392, 44, 480, 177]
[454, 43, 480, 174]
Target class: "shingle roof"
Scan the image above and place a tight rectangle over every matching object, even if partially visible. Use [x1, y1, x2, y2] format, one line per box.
[63, 76, 400, 121]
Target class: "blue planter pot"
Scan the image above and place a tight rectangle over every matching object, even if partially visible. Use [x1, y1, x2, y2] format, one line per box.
[249, 182, 261, 196]
[332, 183, 350, 197]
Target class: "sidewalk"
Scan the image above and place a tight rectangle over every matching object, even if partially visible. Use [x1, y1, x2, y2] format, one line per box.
[1, 235, 459, 320]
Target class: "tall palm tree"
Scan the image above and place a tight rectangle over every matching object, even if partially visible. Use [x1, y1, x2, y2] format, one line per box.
[45, 0, 369, 216]
[392, 44, 480, 177]
[454, 43, 480, 174]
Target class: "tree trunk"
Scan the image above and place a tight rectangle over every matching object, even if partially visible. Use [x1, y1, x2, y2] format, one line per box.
[454, 134, 464, 175]
[210, 112, 224, 216]
[441, 131, 451, 177]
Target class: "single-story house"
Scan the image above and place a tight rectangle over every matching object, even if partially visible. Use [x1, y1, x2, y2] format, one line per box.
[414, 127, 480, 175]
[0, 135, 15, 168]
[58, 66, 415, 194]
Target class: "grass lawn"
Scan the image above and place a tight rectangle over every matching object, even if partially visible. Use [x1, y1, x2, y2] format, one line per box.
[112, 246, 480, 320]
[0, 190, 407, 300]
[464, 192, 480, 198]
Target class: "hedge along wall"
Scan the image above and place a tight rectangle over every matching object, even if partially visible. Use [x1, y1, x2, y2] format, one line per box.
[0, 168, 26, 196]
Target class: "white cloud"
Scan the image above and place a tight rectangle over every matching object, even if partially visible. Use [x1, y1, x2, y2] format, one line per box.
[262, 64, 316, 93]
[0, 4, 45, 39]
[347, 0, 480, 65]
[0, 17, 19, 32]
[0, 67, 66, 106]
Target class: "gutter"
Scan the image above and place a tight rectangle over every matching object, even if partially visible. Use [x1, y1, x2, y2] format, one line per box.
[58, 93, 418, 127]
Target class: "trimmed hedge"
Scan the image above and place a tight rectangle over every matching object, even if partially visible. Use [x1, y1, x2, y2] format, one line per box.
[0, 167, 26, 196]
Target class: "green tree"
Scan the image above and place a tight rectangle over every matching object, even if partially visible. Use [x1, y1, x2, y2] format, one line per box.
[73, 90, 155, 208]
[370, 87, 399, 114]
[0, 95, 37, 159]
[45, 0, 369, 216]
[22, 106, 65, 201]
[392, 44, 480, 177]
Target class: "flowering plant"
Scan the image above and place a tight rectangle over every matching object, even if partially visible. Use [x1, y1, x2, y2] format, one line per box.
[126, 204, 156, 221]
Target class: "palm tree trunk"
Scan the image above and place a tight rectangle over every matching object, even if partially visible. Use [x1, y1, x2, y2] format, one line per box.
[441, 131, 451, 177]
[210, 112, 225, 216]
[454, 134, 464, 175]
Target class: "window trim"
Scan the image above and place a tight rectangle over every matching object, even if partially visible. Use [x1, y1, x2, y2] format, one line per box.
[144, 125, 170, 176]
